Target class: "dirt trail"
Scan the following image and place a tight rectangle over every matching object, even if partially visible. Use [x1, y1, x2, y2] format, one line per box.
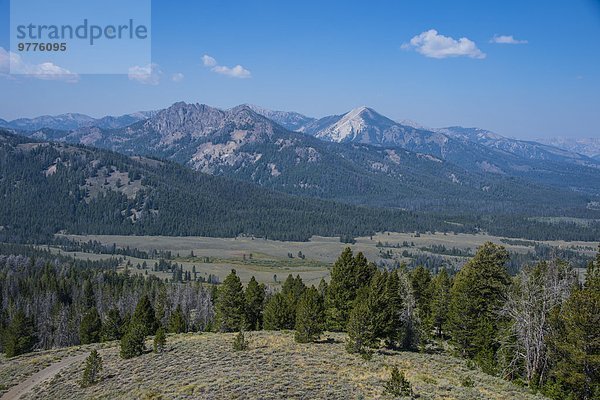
[1, 354, 86, 400]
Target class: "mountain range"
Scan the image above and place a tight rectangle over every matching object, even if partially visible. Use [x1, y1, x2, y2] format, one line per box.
[1, 129, 464, 242]
[3, 102, 599, 219]
[2, 128, 599, 244]
[0, 111, 156, 131]
[536, 137, 600, 160]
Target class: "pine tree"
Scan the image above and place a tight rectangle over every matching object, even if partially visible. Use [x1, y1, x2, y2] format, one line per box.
[318, 278, 328, 298]
[80, 307, 102, 345]
[215, 269, 246, 332]
[346, 289, 377, 355]
[367, 270, 390, 341]
[411, 265, 433, 335]
[80, 349, 103, 387]
[281, 274, 306, 329]
[101, 307, 123, 342]
[83, 279, 96, 309]
[448, 242, 510, 372]
[120, 321, 147, 359]
[383, 270, 403, 348]
[430, 268, 451, 338]
[2, 310, 36, 357]
[263, 293, 292, 330]
[153, 327, 167, 353]
[245, 276, 265, 330]
[168, 305, 186, 334]
[383, 366, 413, 398]
[548, 254, 600, 399]
[131, 295, 158, 336]
[295, 287, 325, 343]
[326, 248, 376, 331]
[233, 329, 248, 351]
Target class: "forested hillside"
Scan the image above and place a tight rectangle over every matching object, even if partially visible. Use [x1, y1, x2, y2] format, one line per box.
[0, 130, 469, 242]
[2, 130, 600, 243]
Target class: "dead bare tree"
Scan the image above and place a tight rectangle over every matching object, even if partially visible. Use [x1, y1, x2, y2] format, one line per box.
[499, 260, 576, 385]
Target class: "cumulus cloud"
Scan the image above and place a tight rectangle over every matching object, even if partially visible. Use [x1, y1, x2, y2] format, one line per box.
[128, 63, 162, 85]
[0, 47, 79, 82]
[490, 35, 528, 44]
[402, 29, 486, 59]
[211, 64, 251, 79]
[171, 72, 184, 82]
[202, 54, 251, 79]
[202, 55, 217, 67]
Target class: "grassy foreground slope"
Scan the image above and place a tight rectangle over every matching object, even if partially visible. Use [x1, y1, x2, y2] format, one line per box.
[5, 332, 545, 400]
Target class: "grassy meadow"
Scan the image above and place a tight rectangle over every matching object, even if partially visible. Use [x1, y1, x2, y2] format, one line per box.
[53, 232, 597, 285]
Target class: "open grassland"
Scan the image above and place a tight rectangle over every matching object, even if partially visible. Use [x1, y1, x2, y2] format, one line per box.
[2, 331, 546, 400]
[56, 232, 597, 285]
[0, 344, 102, 397]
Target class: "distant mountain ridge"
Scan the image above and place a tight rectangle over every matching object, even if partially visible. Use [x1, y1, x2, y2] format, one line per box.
[0, 111, 157, 131]
[8, 102, 600, 203]
[247, 105, 600, 195]
[536, 137, 600, 159]
[11, 102, 599, 221]
[244, 104, 315, 132]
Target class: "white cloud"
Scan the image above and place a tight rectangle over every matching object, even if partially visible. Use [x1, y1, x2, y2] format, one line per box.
[128, 63, 162, 85]
[171, 72, 184, 82]
[202, 54, 251, 79]
[0, 47, 79, 82]
[212, 64, 251, 79]
[490, 35, 528, 44]
[402, 29, 486, 59]
[202, 54, 217, 67]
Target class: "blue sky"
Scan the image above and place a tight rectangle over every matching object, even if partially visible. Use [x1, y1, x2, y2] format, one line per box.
[1, 0, 599, 138]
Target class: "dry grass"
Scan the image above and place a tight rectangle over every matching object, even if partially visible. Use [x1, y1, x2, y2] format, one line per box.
[0, 343, 110, 396]
[53, 232, 596, 285]
[7, 331, 546, 400]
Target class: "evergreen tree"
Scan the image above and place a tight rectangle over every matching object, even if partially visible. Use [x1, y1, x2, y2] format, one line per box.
[367, 270, 390, 341]
[3, 310, 36, 357]
[131, 295, 158, 336]
[411, 265, 433, 335]
[281, 274, 306, 328]
[383, 366, 413, 398]
[448, 242, 510, 372]
[346, 289, 377, 355]
[153, 327, 167, 353]
[295, 286, 325, 343]
[326, 248, 376, 331]
[548, 254, 600, 399]
[215, 269, 246, 332]
[101, 307, 123, 342]
[120, 321, 147, 359]
[383, 270, 403, 348]
[245, 276, 265, 330]
[79, 307, 102, 345]
[80, 349, 103, 387]
[168, 305, 186, 334]
[318, 278, 328, 298]
[429, 268, 451, 338]
[233, 329, 249, 351]
[263, 293, 292, 330]
[83, 279, 96, 309]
